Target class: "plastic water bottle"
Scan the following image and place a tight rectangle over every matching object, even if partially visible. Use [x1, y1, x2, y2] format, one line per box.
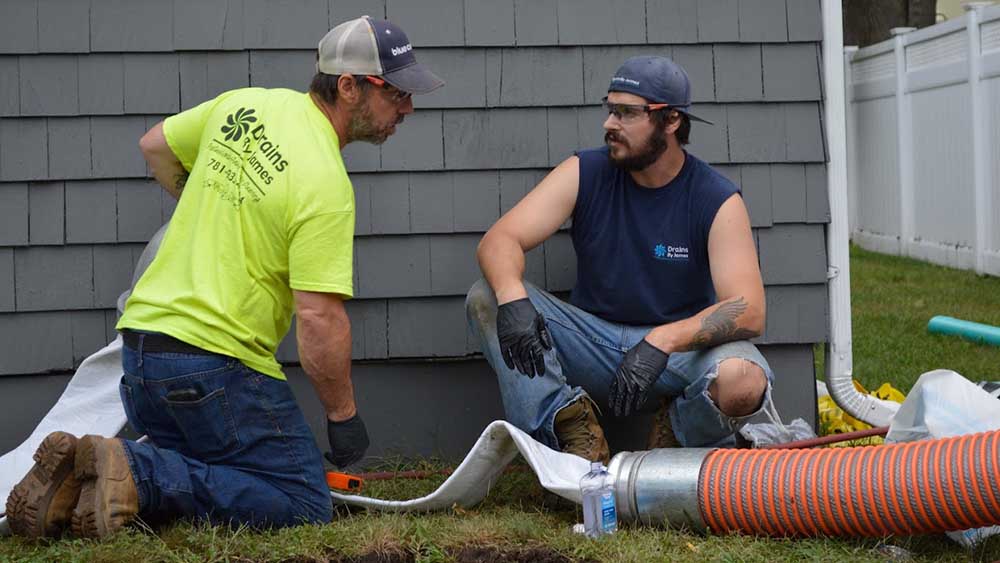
[580, 461, 617, 537]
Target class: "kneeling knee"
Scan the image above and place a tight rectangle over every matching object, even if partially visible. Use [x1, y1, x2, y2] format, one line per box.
[464, 278, 497, 325]
[296, 490, 333, 526]
[710, 359, 768, 417]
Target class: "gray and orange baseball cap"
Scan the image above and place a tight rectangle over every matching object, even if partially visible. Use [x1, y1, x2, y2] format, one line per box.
[317, 16, 444, 95]
[608, 56, 712, 124]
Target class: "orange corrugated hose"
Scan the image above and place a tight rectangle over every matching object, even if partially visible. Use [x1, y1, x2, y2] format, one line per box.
[698, 429, 1000, 537]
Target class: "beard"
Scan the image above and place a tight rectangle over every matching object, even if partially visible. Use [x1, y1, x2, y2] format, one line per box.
[348, 102, 403, 145]
[605, 125, 669, 171]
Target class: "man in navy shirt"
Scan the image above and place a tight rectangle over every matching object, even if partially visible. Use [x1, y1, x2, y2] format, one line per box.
[466, 56, 773, 462]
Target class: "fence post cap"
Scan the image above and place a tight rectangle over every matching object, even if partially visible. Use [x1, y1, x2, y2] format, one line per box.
[962, 2, 993, 13]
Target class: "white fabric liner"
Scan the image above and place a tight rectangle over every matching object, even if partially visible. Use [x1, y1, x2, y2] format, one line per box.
[0, 338, 128, 536]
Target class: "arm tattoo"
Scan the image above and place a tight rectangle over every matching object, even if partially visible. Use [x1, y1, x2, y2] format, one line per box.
[173, 172, 189, 195]
[690, 297, 758, 350]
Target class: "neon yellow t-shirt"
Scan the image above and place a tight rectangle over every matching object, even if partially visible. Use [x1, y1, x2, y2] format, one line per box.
[118, 88, 355, 380]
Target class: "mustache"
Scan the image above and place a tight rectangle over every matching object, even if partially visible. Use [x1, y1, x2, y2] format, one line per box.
[604, 132, 626, 145]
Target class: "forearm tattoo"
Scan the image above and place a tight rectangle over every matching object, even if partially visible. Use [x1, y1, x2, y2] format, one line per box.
[690, 297, 758, 350]
[173, 172, 189, 195]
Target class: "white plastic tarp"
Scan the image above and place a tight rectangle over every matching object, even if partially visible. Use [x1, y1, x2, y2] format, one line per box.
[886, 369, 1000, 443]
[0, 339, 128, 535]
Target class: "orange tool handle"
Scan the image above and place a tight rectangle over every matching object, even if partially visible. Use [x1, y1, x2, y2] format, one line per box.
[326, 471, 364, 492]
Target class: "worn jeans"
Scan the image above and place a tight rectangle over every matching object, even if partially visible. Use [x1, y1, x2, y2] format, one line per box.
[119, 335, 332, 528]
[465, 279, 775, 449]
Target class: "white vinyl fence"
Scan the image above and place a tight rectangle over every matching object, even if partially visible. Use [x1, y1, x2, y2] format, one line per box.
[846, 2, 1000, 276]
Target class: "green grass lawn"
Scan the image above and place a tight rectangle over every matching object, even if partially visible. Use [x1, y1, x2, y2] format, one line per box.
[5, 244, 1000, 562]
[844, 245, 1000, 393]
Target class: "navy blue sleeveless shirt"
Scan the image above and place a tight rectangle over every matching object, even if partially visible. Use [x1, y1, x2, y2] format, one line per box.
[569, 147, 739, 326]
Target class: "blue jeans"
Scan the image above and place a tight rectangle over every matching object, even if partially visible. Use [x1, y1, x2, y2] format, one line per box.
[465, 279, 775, 449]
[119, 335, 332, 528]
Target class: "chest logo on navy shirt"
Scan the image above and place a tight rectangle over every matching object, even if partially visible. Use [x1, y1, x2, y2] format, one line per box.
[653, 243, 689, 261]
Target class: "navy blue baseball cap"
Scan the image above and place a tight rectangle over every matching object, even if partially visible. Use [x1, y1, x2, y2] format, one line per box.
[608, 56, 712, 125]
[317, 16, 444, 95]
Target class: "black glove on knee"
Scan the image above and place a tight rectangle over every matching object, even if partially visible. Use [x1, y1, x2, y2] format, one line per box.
[496, 297, 553, 378]
[609, 339, 669, 416]
[325, 414, 370, 468]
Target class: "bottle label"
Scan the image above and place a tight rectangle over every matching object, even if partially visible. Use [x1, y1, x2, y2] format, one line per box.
[600, 492, 617, 533]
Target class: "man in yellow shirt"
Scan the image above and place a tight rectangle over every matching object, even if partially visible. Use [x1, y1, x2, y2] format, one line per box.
[6, 16, 442, 538]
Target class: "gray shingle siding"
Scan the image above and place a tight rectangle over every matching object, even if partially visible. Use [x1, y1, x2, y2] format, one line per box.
[90, 0, 174, 53]
[697, 0, 741, 42]
[0, 1, 829, 436]
[0, 57, 19, 116]
[27, 181, 64, 245]
[0, 0, 39, 54]
[646, 0, 699, 44]
[14, 245, 94, 311]
[0, 248, 13, 312]
[93, 245, 137, 309]
[0, 313, 73, 374]
[70, 310, 108, 365]
[763, 44, 822, 101]
[78, 55, 125, 115]
[1, 118, 48, 181]
[20, 55, 79, 116]
[739, 0, 789, 43]
[244, 0, 329, 50]
[464, 0, 516, 46]
[0, 183, 29, 246]
[47, 118, 92, 179]
[173, 0, 245, 51]
[715, 45, 763, 103]
[387, 0, 465, 47]
[787, 0, 824, 42]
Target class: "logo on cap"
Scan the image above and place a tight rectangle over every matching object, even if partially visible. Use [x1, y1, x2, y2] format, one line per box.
[611, 76, 640, 87]
[391, 43, 413, 57]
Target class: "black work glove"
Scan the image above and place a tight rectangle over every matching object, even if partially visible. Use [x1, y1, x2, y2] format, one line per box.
[608, 339, 670, 416]
[496, 297, 553, 378]
[325, 414, 370, 468]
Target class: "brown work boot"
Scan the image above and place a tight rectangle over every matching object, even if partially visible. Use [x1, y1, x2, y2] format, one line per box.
[554, 395, 610, 464]
[647, 396, 681, 449]
[5, 431, 83, 537]
[71, 435, 139, 538]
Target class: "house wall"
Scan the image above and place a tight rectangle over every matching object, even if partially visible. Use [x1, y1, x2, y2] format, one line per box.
[0, 0, 828, 459]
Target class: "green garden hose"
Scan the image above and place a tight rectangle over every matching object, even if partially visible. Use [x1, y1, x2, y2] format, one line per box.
[928, 316, 1000, 347]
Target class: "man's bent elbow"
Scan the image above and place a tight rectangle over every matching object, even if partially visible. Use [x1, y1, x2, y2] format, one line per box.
[476, 229, 502, 268]
[138, 132, 154, 160]
[298, 304, 350, 334]
[744, 305, 765, 338]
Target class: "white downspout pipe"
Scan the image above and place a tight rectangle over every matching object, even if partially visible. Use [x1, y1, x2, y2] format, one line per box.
[821, 0, 899, 426]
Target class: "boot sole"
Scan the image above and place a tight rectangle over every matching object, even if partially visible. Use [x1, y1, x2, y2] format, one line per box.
[72, 435, 103, 538]
[5, 432, 78, 537]
[72, 435, 135, 538]
[71, 480, 97, 538]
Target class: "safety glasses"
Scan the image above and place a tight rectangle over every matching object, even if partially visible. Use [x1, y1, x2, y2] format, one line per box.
[363, 75, 412, 104]
[601, 96, 670, 124]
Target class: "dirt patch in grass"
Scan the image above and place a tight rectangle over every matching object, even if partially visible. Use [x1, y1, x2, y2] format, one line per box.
[451, 546, 591, 562]
[275, 553, 413, 563]
[336, 553, 414, 563]
[287, 545, 592, 563]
